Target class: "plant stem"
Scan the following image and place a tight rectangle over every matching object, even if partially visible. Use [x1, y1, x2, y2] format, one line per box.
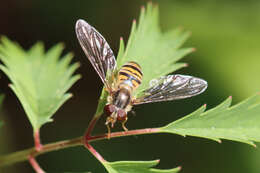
[0, 136, 83, 167]
[28, 155, 45, 173]
[85, 142, 106, 162]
[84, 115, 107, 162]
[0, 128, 160, 167]
[87, 128, 160, 141]
[85, 117, 98, 140]
[84, 88, 108, 139]
[34, 130, 43, 151]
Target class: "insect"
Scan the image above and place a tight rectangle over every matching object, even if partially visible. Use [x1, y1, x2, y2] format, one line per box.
[75, 19, 208, 135]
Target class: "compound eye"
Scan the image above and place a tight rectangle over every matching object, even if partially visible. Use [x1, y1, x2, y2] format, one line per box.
[104, 105, 116, 116]
[117, 109, 127, 121]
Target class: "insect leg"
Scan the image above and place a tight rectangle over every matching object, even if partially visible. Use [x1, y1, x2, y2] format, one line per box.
[105, 116, 116, 139]
[106, 124, 111, 139]
[121, 117, 128, 131]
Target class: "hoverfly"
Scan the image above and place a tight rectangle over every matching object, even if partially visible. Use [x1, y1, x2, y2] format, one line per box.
[75, 19, 208, 135]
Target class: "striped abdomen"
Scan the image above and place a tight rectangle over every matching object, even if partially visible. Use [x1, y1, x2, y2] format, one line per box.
[117, 61, 143, 90]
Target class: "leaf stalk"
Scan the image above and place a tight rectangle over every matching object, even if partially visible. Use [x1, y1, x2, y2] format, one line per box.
[0, 128, 160, 167]
[33, 130, 43, 151]
[28, 155, 45, 173]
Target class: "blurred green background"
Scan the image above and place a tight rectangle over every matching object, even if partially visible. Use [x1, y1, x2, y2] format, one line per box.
[0, 0, 260, 172]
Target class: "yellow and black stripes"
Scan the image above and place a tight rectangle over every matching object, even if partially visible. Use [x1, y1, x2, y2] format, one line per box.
[117, 61, 143, 90]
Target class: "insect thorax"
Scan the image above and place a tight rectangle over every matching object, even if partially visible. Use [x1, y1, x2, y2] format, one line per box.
[112, 87, 132, 109]
[108, 61, 142, 110]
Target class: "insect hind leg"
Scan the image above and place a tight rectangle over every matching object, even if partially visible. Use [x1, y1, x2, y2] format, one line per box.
[121, 117, 128, 131]
[106, 124, 111, 139]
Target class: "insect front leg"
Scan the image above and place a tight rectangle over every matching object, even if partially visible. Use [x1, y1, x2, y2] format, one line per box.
[105, 115, 117, 139]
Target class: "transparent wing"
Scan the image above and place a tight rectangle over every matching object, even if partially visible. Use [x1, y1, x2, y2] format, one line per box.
[75, 19, 116, 90]
[133, 74, 208, 105]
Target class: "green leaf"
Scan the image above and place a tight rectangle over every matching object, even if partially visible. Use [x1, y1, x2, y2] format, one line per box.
[96, 3, 192, 116]
[88, 3, 192, 172]
[116, 3, 192, 97]
[103, 160, 181, 173]
[0, 37, 81, 131]
[161, 94, 260, 146]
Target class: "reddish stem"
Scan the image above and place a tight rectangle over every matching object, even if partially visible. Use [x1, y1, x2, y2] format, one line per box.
[0, 128, 162, 167]
[83, 113, 160, 163]
[85, 118, 98, 138]
[28, 155, 45, 173]
[84, 128, 160, 163]
[85, 142, 106, 162]
[83, 115, 107, 162]
[88, 128, 161, 142]
[34, 130, 43, 151]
